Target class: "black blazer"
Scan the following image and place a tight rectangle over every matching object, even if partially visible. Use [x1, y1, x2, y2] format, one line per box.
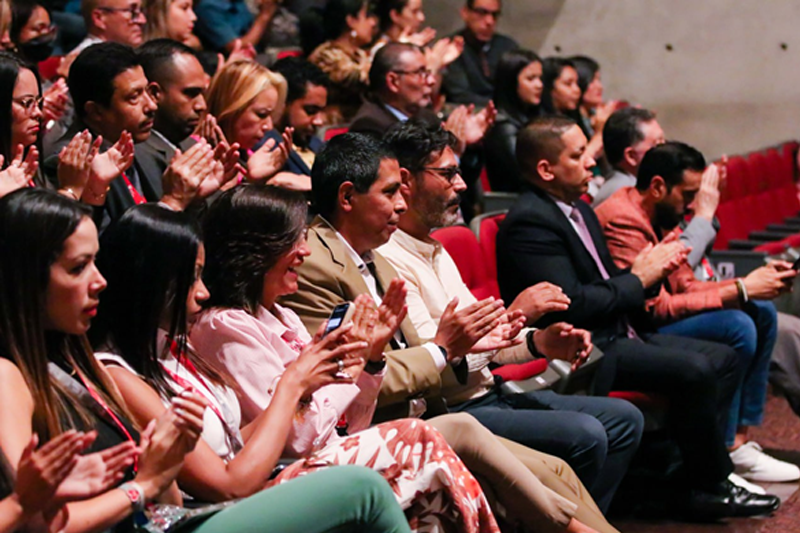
[349, 98, 441, 137]
[496, 185, 651, 344]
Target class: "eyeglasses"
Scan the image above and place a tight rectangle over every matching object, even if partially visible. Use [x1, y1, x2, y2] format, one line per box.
[12, 95, 44, 114]
[468, 6, 501, 19]
[422, 166, 462, 183]
[97, 5, 145, 19]
[392, 66, 433, 79]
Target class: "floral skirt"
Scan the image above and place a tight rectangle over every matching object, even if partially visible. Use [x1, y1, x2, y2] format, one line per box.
[270, 418, 499, 533]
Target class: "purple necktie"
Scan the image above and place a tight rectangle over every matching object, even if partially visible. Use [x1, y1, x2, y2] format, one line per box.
[569, 206, 639, 340]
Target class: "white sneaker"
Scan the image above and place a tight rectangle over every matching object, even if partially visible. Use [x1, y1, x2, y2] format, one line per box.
[728, 473, 767, 495]
[730, 441, 800, 482]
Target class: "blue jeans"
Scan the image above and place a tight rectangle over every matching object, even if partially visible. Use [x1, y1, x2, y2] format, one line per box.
[658, 301, 777, 446]
[450, 388, 644, 513]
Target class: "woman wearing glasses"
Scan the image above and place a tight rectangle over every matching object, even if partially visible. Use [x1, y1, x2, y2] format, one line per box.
[0, 50, 112, 201]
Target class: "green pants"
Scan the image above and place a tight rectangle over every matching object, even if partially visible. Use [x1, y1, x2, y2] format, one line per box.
[191, 466, 411, 533]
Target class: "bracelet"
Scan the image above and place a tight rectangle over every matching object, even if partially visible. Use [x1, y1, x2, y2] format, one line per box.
[84, 185, 110, 202]
[735, 278, 749, 304]
[118, 481, 146, 512]
[526, 329, 543, 358]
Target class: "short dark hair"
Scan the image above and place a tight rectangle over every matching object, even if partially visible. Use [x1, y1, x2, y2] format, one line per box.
[383, 119, 458, 174]
[311, 132, 396, 219]
[203, 185, 308, 314]
[603, 107, 657, 166]
[636, 141, 705, 191]
[271, 57, 329, 104]
[374, 0, 407, 33]
[516, 115, 577, 178]
[69, 42, 140, 119]
[369, 41, 420, 93]
[137, 38, 197, 87]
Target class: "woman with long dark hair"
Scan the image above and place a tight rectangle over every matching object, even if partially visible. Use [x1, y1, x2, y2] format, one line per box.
[0, 188, 413, 533]
[484, 48, 542, 192]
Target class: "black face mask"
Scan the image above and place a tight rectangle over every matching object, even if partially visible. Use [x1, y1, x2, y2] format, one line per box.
[18, 32, 56, 63]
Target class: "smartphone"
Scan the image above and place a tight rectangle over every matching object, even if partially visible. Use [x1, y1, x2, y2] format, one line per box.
[792, 256, 800, 271]
[324, 302, 355, 336]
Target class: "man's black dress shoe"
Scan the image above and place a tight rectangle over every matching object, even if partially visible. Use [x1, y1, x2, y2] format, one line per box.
[682, 479, 780, 520]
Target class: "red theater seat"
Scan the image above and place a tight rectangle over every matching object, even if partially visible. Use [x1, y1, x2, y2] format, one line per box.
[474, 212, 506, 286]
[431, 225, 499, 301]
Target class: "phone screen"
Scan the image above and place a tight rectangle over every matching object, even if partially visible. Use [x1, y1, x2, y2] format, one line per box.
[324, 303, 350, 336]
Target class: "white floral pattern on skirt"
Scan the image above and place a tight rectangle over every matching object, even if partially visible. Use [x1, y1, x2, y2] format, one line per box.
[271, 419, 499, 533]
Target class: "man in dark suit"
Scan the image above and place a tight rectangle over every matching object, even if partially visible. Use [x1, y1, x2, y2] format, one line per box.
[496, 115, 780, 519]
[46, 42, 232, 226]
[350, 42, 438, 137]
[441, 0, 517, 106]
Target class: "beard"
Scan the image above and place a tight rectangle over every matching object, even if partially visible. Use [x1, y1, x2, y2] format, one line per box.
[420, 193, 462, 229]
[654, 202, 683, 231]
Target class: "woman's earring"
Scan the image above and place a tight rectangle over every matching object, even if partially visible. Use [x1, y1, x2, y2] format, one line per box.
[350, 29, 357, 39]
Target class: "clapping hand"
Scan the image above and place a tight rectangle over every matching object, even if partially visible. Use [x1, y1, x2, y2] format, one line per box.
[532, 323, 593, 371]
[161, 140, 218, 211]
[85, 131, 135, 205]
[42, 79, 70, 124]
[508, 282, 571, 326]
[248, 127, 293, 182]
[58, 130, 101, 199]
[0, 144, 38, 198]
[470, 308, 526, 353]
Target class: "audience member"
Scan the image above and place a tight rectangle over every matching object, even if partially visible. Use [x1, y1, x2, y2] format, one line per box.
[0, 187, 412, 533]
[374, 0, 433, 46]
[193, 0, 278, 52]
[206, 59, 293, 186]
[0, 430, 137, 533]
[142, 0, 196, 45]
[379, 120, 643, 512]
[254, 56, 328, 190]
[137, 39, 209, 163]
[484, 48, 541, 192]
[73, 0, 146, 53]
[351, 42, 494, 149]
[441, 0, 516, 106]
[307, 0, 376, 124]
[495, 115, 780, 519]
[0, 49, 104, 200]
[592, 107, 664, 206]
[595, 141, 799, 483]
[10, 0, 56, 62]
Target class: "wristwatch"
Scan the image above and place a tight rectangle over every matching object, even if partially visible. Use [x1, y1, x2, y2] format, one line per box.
[118, 481, 146, 513]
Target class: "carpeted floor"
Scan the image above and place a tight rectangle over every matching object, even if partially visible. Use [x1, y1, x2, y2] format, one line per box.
[610, 393, 800, 533]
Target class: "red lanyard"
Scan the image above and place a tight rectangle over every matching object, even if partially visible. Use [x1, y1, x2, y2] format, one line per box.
[122, 172, 147, 205]
[165, 341, 227, 428]
[75, 371, 138, 471]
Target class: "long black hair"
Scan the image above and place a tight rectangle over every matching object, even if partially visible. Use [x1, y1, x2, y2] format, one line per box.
[0, 50, 29, 166]
[0, 188, 127, 439]
[493, 48, 542, 123]
[91, 204, 228, 399]
[203, 185, 308, 314]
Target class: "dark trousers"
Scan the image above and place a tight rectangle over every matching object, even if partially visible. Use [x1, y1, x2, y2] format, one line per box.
[450, 387, 644, 513]
[594, 333, 740, 490]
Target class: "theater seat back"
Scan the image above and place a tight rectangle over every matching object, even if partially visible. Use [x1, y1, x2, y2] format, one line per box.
[431, 225, 499, 300]
[474, 212, 507, 284]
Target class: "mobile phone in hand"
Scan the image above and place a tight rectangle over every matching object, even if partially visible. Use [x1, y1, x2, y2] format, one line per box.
[324, 303, 354, 336]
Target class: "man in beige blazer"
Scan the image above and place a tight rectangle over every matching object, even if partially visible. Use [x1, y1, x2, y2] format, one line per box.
[280, 132, 620, 533]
